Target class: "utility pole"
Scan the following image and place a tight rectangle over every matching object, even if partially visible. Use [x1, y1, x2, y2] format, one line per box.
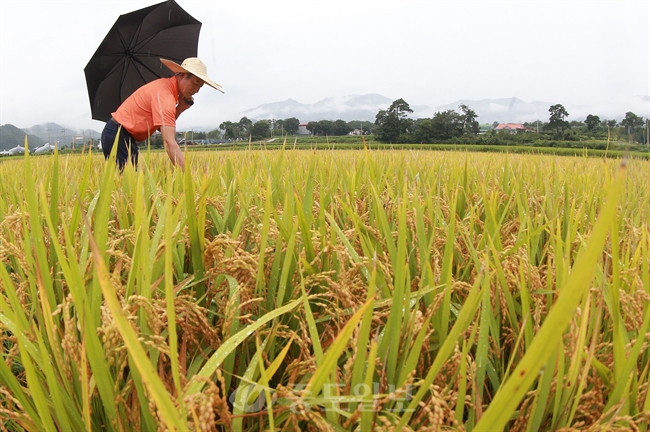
[628, 126, 631, 145]
[62, 128, 70, 150]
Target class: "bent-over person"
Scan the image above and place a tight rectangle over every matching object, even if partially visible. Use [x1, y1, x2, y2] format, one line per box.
[101, 57, 223, 170]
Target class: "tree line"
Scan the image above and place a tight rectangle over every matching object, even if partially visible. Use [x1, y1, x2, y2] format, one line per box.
[173, 117, 377, 143]
[218, 117, 302, 141]
[151, 99, 648, 147]
[374, 99, 649, 145]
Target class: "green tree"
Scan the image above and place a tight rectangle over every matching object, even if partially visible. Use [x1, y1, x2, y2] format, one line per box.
[585, 114, 600, 132]
[620, 112, 643, 132]
[320, 120, 335, 136]
[375, 98, 413, 143]
[219, 121, 239, 140]
[430, 110, 464, 140]
[333, 120, 351, 136]
[548, 104, 570, 135]
[307, 120, 336, 136]
[207, 129, 222, 140]
[238, 117, 253, 139]
[413, 118, 434, 143]
[620, 112, 645, 143]
[283, 117, 300, 135]
[306, 122, 319, 135]
[251, 120, 271, 140]
[459, 104, 479, 134]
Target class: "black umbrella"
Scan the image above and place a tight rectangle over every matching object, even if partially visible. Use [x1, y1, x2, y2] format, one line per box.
[84, 0, 201, 122]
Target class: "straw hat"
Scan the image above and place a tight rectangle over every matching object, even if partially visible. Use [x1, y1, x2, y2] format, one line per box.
[160, 57, 224, 93]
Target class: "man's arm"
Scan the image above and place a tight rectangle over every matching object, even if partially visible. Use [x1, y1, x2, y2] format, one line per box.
[159, 95, 192, 169]
[160, 125, 185, 170]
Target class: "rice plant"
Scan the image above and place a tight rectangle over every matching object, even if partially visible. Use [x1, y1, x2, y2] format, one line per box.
[0, 143, 648, 431]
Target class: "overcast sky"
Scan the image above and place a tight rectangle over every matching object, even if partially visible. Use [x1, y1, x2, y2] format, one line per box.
[1, 0, 648, 132]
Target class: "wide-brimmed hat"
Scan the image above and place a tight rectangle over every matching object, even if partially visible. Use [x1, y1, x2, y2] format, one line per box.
[160, 57, 224, 92]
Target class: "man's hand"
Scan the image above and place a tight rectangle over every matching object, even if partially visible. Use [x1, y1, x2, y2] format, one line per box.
[160, 125, 185, 170]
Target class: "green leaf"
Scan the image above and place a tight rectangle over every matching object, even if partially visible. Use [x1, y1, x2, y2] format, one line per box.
[184, 162, 205, 299]
[304, 299, 372, 398]
[185, 299, 302, 397]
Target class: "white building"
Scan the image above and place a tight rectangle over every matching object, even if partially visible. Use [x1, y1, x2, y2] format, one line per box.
[297, 123, 311, 136]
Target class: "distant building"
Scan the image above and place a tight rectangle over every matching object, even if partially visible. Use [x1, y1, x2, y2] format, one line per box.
[478, 124, 493, 134]
[494, 123, 531, 133]
[297, 123, 311, 136]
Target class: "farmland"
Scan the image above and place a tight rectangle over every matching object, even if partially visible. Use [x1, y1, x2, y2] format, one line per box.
[0, 147, 649, 431]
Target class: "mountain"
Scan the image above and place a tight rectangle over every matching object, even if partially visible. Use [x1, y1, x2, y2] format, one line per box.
[7, 97, 621, 138]
[0, 124, 45, 150]
[242, 94, 429, 123]
[240, 94, 555, 124]
[420, 97, 552, 123]
[22, 123, 101, 145]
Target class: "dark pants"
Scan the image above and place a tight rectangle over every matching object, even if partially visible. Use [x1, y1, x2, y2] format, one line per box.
[101, 117, 139, 170]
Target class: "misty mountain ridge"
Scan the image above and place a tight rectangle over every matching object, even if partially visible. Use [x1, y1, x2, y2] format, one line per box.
[241, 94, 558, 124]
[6, 95, 636, 138]
[0, 124, 45, 151]
[422, 98, 553, 123]
[0, 122, 102, 151]
[23, 123, 101, 144]
[243, 94, 429, 123]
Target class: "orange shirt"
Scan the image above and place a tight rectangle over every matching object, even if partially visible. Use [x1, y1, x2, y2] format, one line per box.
[112, 76, 178, 142]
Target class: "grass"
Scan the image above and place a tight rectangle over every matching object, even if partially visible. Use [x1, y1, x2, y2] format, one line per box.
[0, 144, 649, 431]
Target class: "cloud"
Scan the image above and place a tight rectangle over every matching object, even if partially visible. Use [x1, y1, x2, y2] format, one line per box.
[2, 1, 648, 131]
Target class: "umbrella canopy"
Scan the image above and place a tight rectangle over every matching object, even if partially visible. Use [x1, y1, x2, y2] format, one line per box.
[84, 0, 201, 122]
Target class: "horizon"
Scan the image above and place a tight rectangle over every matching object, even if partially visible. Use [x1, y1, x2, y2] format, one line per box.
[4, 94, 643, 135]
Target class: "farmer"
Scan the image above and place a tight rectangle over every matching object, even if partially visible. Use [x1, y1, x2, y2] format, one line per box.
[101, 57, 223, 170]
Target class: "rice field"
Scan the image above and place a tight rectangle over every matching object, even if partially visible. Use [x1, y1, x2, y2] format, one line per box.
[0, 145, 649, 431]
